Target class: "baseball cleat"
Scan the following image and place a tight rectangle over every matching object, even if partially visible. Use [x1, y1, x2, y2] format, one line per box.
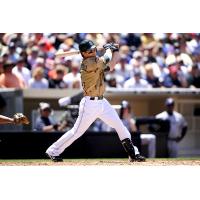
[129, 154, 146, 162]
[45, 153, 63, 162]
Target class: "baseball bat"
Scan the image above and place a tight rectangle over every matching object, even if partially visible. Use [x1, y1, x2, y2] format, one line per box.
[55, 44, 119, 58]
[55, 50, 80, 58]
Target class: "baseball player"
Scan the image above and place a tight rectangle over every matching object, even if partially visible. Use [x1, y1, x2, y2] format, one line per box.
[46, 40, 145, 162]
[155, 97, 188, 157]
[0, 113, 29, 125]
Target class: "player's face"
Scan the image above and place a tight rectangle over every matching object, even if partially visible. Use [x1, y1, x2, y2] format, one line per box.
[123, 107, 130, 117]
[166, 104, 174, 115]
[41, 108, 51, 117]
[82, 48, 97, 58]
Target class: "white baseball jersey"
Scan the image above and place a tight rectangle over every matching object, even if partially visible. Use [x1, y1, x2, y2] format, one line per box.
[156, 111, 187, 139]
[156, 110, 188, 157]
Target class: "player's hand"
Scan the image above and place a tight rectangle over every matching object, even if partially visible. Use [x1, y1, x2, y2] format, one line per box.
[103, 43, 119, 52]
[110, 43, 119, 52]
[53, 124, 59, 131]
[104, 66, 110, 72]
[103, 43, 112, 50]
[13, 113, 30, 125]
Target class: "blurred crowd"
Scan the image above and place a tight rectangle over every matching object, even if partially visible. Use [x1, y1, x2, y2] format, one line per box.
[0, 33, 200, 89]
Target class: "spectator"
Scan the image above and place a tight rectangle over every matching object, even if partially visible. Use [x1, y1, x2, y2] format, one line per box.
[1, 52, 9, 64]
[129, 51, 144, 71]
[48, 58, 64, 79]
[38, 38, 55, 55]
[155, 97, 188, 157]
[106, 76, 122, 88]
[124, 69, 152, 89]
[12, 56, 31, 87]
[105, 69, 124, 88]
[7, 42, 19, 63]
[1, 33, 200, 89]
[48, 65, 67, 88]
[34, 102, 61, 132]
[28, 67, 49, 89]
[124, 33, 142, 49]
[115, 55, 133, 83]
[63, 59, 81, 88]
[72, 78, 82, 89]
[27, 46, 39, 69]
[143, 42, 158, 63]
[176, 56, 189, 86]
[0, 60, 25, 89]
[145, 63, 161, 87]
[187, 64, 200, 88]
[32, 57, 49, 79]
[119, 45, 132, 62]
[141, 33, 155, 47]
[129, 51, 146, 79]
[45, 58, 56, 75]
[162, 65, 185, 88]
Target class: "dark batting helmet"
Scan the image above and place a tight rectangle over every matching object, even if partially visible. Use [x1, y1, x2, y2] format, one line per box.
[79, 40, 96, 52]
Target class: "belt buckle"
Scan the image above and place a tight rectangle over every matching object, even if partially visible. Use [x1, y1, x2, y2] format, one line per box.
[90, 96, 103, 100]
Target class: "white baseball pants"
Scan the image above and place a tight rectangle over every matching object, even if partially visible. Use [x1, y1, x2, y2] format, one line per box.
[168, 140, 178, 158]
[140, 134, 156, 158]
[46, 96, 139, 156]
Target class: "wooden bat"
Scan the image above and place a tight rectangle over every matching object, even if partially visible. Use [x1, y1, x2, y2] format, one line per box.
[55, 50, 80, 58]
[55, 44, 119, 58]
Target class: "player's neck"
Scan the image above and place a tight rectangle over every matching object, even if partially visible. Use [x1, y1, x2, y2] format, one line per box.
[83, 55, 96, 60]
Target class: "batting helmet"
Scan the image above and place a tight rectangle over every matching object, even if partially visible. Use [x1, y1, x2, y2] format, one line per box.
[79, 40, 96, 52]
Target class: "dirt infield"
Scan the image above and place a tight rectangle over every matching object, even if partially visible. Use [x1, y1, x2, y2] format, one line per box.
[0, 158, 200, 166]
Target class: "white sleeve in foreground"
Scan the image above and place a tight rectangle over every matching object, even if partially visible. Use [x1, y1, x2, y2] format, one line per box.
[103, 49, 112, 64]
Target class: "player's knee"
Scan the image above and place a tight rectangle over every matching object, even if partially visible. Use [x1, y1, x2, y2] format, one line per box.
[67, 128, 76, 137]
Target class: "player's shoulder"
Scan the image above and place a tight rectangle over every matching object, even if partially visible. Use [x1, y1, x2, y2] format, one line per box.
[156, 111, 167, 118]
[98, 56, 105, 63]
[82, 56, 100, 64]
[173, 111, 183, 118]
[80, 57, 101, 72]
